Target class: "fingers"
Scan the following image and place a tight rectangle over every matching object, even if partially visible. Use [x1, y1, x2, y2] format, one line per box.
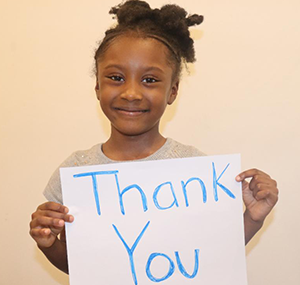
[255, 189, 278, 205]
[32, 202, 74, 223]
[249, 184, 278, 200]
[237, 168, 279, 204]
[248, 174, 276, 191]
[30, 215, 66, 229]
[236, 169, 277, 193]
[30, 227, 52, 238]
[236, 168, 270, 182]
[37, 201, 69, 213]
[30, 202, 74, 247]
[29, 226, 59, 249]
[31, 209, 74, 224]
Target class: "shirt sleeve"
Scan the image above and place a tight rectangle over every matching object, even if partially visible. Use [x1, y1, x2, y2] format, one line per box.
[43, 167, 64, 204]
[43, 151, 82, 204]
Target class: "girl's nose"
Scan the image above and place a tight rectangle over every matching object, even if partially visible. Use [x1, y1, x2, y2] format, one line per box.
[120, 81, 143, 101]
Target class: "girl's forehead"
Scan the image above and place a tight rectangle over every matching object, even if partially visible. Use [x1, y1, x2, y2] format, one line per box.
[98, 36, 172, 70]
[106, 36, 167, 55]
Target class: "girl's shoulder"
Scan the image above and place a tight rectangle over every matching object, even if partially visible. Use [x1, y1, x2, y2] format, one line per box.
[43, 143, 107, 203]
[132, 138, 206, 162]
[159, 138, 206, 159]
[59, 143, 110, 168]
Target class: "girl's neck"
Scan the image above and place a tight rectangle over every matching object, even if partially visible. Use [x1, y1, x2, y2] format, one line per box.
[102, 128, 166, 161]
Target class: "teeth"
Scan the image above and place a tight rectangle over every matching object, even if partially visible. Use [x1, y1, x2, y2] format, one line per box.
[116, 108, 147, 112]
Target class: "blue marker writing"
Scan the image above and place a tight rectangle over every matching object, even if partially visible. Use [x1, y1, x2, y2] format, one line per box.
[146, 253, 175, 282]
[175, 249, 200, 278]
[181, 178, 207, 206]
[73, 170, 119, 216]
[118, 184, 148, 215]
[112, 221, 150, 285]
[153, 182, 179, 210]
[212, 162, 235, 201]
[74, 170, 148, 216]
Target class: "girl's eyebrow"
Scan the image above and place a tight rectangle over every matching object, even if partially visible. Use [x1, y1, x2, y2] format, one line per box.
[143, 66, 165, 74]
[103, 64, 124, 70]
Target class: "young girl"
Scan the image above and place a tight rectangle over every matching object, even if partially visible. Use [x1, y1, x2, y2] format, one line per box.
[30, 0, 278, 274]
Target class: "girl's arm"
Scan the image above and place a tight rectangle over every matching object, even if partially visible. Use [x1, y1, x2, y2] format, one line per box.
[30, 202, 74, 273]
[236, 169, 279, 244]
[243, 210, 263, 245]
[38, 231, 69, 273]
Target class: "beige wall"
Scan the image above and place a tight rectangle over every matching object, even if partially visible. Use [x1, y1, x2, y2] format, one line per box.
[1, 0, 299, 284]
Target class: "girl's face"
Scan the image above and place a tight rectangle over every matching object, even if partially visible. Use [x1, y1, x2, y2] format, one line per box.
[95, 36, 178, 138]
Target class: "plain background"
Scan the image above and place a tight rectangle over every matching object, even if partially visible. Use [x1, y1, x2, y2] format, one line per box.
[0, 0, 299, 284]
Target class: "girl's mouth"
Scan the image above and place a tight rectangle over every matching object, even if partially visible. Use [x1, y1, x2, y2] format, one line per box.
[114, 107, 149, 115]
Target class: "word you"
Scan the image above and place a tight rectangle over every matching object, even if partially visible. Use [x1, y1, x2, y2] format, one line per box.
[113, 221, 199, 284]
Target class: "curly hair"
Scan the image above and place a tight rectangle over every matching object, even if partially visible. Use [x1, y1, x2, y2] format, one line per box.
[94, 0, 203, 79]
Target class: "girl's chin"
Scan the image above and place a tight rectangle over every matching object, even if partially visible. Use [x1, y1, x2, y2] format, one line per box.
[111, 125, 159, 138]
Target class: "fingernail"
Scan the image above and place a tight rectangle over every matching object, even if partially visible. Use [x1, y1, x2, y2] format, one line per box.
[236, 175, 241, 181]
[44, 229, 50, 235]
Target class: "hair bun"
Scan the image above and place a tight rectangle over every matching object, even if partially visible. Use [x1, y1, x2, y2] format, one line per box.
[186, 14, 204, 27]
[109, 0, 154, 26]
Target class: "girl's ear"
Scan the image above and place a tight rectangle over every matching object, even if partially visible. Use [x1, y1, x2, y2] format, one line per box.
[167, 80, 179, 105]
[95, 80, 100, 100]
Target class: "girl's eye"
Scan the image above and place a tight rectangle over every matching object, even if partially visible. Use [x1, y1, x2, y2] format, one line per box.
[142, 77, 158, 84]
[108, 75, 124, 82]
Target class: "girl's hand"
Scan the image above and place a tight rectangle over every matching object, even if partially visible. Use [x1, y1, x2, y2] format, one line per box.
[30, 202, 74, 248]
[236, 169, 279, 223]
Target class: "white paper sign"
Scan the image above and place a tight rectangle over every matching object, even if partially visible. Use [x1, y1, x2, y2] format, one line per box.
[60, 154, 247, 285]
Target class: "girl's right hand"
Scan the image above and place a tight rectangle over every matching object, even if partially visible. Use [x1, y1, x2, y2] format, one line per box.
[30, 202, 74, 248]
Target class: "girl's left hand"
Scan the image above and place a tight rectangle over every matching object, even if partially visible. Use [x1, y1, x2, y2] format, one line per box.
[236, 169, 279, 223]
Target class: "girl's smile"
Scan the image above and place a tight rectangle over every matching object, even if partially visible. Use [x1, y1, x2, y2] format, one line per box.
[113, 107, 149, 116]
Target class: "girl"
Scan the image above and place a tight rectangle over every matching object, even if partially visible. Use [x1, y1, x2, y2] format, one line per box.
[30, 0, 278, 274]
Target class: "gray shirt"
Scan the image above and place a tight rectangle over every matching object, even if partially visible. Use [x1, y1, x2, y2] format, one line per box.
[44, 138, 204, 204]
